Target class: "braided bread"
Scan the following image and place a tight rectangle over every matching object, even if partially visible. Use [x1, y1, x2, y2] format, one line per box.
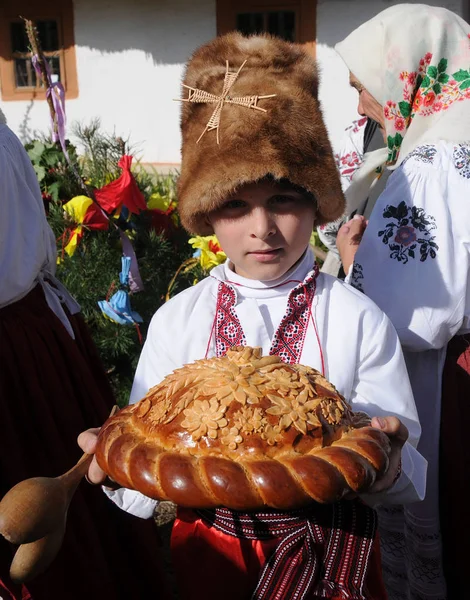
[96, 347, 391, 510]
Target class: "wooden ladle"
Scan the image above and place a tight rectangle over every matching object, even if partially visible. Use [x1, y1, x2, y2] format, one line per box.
[0, 452, 93, 546]
[0, 405, 118, 583]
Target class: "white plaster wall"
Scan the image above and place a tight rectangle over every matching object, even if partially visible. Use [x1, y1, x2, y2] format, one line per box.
[1, 0, 467, 161]
[2, 0, 216, 164]
[317, 0, 466, 152]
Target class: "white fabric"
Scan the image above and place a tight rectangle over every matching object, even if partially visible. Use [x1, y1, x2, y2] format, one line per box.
[318, 117, 368, 260]
[335, 4, 470, 216]
[0, 124, 80, 337]
[108, 248, 426, 519]
[345, 141, 470, 599]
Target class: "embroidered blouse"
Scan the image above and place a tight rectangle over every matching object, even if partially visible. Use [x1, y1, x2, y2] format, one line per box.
[344, 139, 470, 600]
[347, 141, 470, 348]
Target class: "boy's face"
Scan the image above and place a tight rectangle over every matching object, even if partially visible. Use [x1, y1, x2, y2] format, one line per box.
[207, 181, 316, 281]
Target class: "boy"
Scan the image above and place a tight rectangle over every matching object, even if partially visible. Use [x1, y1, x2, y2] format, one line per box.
[81, 33, 426, 599]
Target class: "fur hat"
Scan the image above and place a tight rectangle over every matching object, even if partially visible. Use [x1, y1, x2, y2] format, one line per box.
[177, 33, 345, 235]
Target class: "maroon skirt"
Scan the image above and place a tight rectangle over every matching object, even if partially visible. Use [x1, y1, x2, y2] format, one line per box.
[0, 285, 170, 600]
[440, 334, 470, 599]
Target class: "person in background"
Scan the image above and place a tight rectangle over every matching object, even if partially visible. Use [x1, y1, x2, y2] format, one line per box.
[0, 116, 170, 599]
[318, 117, 382, 276]
[335, 5, 470, 599]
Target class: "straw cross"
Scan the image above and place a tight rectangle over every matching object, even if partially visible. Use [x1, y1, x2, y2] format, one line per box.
[176, 60, 276, 144]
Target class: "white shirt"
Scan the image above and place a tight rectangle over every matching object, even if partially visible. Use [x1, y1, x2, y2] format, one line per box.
[107, 249, 426, 518]
[0, 124, 79, 337]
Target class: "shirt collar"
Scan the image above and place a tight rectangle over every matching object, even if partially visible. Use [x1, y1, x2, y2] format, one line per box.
[210, 247, 316, 299]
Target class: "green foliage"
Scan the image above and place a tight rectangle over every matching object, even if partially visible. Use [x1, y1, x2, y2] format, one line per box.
[38, 123, 194, 405]
[25, 139, 83, 202]
[398, 101, 411, 118]
[72, 119, 130, 188]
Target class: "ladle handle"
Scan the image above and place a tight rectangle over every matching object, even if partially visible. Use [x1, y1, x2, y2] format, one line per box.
[57, 453, 93, 499]
[58, 404, 120, 498]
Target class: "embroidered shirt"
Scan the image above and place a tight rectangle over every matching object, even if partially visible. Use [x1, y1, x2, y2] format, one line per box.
[106, 249, 426, 518]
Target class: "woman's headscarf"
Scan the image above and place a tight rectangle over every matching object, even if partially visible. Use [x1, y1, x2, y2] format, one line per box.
[335, 4, 470, 212]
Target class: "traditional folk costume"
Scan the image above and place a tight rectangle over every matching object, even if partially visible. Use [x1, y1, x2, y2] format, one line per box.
[336, 5, 470, 599]
[0, 123, 170, 600]
[106, 33, 426, 599]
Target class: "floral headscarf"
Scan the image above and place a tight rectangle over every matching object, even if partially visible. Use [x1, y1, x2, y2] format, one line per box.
[335, 4, 470, 212]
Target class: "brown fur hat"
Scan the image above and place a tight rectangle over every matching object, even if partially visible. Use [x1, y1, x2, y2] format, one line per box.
[177, 32, 345, 235]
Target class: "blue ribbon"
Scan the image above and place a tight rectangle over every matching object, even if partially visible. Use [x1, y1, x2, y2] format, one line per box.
[98, 257, 143, 326]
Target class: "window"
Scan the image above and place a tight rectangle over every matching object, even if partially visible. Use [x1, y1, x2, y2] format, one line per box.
[236, 11, 296, 42]
[217, 0, 316, 56]
[0, 0, 78, 101]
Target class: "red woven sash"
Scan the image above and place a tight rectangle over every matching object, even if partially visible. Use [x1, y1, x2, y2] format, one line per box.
[197, 500, 377, 600]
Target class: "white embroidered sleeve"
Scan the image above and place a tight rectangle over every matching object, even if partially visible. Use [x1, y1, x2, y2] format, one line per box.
[103, 305, 180, 518]
[346, 150, 469, 351]
[350, 311, 427, 505]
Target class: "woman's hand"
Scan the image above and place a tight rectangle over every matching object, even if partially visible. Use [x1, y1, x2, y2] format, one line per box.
[77, 428, 108, 485]
[368, 416, 409, 493]
[337, 215, 368, 273]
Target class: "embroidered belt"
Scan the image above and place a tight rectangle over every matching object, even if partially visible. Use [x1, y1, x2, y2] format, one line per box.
[197, 499, 377, 600]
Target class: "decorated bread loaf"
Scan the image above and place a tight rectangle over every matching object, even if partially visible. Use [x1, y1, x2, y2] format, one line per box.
[96, 347, 391, 510]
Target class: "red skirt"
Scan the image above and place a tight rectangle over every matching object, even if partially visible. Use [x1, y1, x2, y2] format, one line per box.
[0, 285, 170, 600]
[440, 334, 470, 598]
[171, 507, 387, 600]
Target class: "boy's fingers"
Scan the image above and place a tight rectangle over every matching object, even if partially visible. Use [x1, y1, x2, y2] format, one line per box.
[77, 428, 100, 454]
[371, 416, 409, 445]
[87, 456, 107, 485]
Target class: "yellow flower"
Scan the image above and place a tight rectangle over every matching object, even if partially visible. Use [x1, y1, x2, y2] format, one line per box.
[189, 235, 227, 271]
[181, 398, 228, 441]
[233, 406, 266, 434]
[147, 192, 176, 212]
[220, 426, 243, 450]
[266, 392, 321, 434]
[261, 424, 283, 446]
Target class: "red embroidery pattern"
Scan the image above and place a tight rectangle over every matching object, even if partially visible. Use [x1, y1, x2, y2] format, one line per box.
[213, 265, 319, 364]
[214, 282, 246, 357]
[269, 265, 319, 364]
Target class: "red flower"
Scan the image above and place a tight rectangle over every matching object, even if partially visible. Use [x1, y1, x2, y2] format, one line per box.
[340, 152, 360, 167]
[423, 92, 436, 106]
[408, 72, 417, 86]
[395, 116, 406, 131]
[384, 106, 391, 118]
[386, 100, 393, 107]
[395, 226, 417, 246]
[413, 91, 423, 111]
[425, 52, 433, 64]
[208, 239, 222, 254]
[433, 101, 443, 112]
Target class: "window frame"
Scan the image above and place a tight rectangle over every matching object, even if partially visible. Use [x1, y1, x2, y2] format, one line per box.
[216, 0, 316, 57]
[0, 0, 78, 101]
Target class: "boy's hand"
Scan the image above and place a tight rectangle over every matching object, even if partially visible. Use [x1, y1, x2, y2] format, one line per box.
[337, 215, 368, 273]
[368, 416, 409, 493]
[77, 428, 108, 485]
